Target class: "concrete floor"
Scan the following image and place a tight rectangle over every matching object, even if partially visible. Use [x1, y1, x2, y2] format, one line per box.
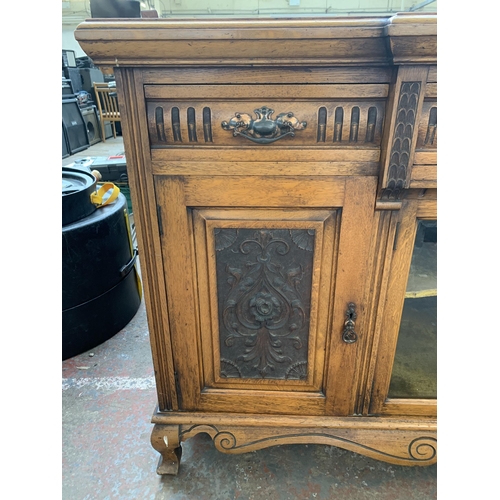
[62, 136, 437, 499]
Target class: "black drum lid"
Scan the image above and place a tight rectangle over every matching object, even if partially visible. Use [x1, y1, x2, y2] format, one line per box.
[62, 167, 97, 226]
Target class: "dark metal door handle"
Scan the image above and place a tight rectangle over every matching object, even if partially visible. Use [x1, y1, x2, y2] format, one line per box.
[342, 302, 358, 344]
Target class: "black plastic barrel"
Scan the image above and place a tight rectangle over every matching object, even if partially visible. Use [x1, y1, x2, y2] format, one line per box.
[62, 169, 141, 360]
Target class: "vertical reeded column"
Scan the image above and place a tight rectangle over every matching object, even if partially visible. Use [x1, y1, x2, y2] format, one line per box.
[333, 107, 344, 142]
[171, 107, 182, 142]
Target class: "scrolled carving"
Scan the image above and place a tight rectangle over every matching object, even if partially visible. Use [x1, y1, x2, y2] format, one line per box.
[213, 431, 238, 451]
[177, 424, 437, 466]
[221, 106, 307, 144]
[408, 437, 437, 461]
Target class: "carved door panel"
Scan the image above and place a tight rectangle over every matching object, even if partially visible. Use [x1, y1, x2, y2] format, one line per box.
[155, 175, 377, 416]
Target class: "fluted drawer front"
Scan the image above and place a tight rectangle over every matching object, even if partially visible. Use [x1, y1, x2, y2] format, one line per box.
[145, 84, 388, 150]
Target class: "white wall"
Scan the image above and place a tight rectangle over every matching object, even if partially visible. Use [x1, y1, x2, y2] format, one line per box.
[62, 24, 87, 57]
[156, 0, 437, 17]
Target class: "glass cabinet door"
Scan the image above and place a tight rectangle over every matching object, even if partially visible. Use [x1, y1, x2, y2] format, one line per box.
[388, 220, 437, 399]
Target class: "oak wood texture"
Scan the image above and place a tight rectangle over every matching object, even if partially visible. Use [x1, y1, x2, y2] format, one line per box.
[75, 13, 437, 474]
[114, 68, 179, 411]
[385, 13, 437, 64]
[151, 424, 182, 475]
[144, 84, 390, 100]
[368, 197, 437, 417]
[151, 412, 436, 467]
[75, 14, 436, 68]
[141, 67, 394, 86]
[179, 424, 437, 466]
[150, 148, 381, 165]
[193, 208, 336, 393]
[75, 17, 388, 68]
[324, 176, 378, 416]
[356, 207, 401, 415]
[146, 98, 386, 149]
[379, 65, 430, 194]
[153, 176, 377, 416]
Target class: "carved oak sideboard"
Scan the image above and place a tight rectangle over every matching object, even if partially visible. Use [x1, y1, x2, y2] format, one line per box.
[75, 13, 437, 474]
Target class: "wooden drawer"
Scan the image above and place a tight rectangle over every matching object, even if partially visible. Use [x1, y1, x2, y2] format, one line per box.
[144, 84, 388, 158]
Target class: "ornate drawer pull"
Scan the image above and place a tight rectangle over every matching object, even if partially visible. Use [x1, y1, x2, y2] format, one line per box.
[342, 302, 358, 344]
[221, 106, 307, 144]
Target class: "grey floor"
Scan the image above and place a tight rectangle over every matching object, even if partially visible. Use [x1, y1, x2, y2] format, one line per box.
[62, 135, 437, 499]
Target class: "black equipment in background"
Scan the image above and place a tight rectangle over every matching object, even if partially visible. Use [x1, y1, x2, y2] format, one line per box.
[62, 78, 74, 99]
[80, 67, 104, 94]
[62, 49, 76, 68]
[64, 67, 83, 94]
[63, 124, 70, 159]
[102, 121, 114, 140]
[76, 56, 96, 69]
[81, 106, 101, 146]
[62, 98, 89, 154]
[90, 0, 141, 18]
[80, 67, 105, 103]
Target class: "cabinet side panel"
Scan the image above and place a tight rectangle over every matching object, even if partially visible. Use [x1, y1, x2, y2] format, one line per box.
[154, 176, 203, 410]
[115, 68, 178, 410]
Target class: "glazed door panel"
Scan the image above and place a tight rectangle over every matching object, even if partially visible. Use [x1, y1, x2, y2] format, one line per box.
[155, 175, 377, 416]
[369, 197, 437, 417]
[388, 219, 437, 400]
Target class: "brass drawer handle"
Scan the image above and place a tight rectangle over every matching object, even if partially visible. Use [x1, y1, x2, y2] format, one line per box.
[221, 106, 307, 144]
[342, 302, 358, 344]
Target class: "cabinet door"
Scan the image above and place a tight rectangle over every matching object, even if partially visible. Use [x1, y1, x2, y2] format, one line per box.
[155, 175, 377, 416]
[369, 199, 437, 417]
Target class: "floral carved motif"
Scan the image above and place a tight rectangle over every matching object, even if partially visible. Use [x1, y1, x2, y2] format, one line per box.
[215, 229, 315, 379]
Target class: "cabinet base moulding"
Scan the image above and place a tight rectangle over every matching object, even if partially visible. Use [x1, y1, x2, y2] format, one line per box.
[150, 413, 437, 475]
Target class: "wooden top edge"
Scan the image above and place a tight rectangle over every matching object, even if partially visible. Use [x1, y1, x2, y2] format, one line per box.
[75, 13, 435, 32]
[388, 13, 437, 24]
[386, 13, 437, 36]
[75, 13, 436, 66]
[151, 409, 437, 428]
[76, 16, 389, 30]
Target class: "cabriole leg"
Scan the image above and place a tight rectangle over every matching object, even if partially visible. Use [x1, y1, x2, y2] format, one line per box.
[150, 424, 182, 475]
